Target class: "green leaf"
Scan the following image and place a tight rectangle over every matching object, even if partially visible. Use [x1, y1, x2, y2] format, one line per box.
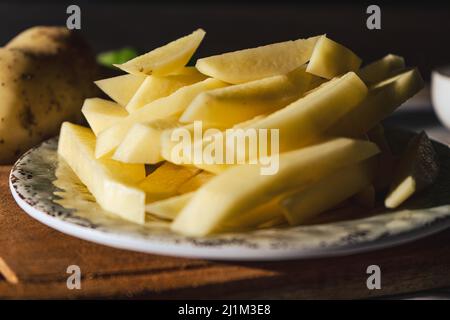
[97, 47, 139, 68]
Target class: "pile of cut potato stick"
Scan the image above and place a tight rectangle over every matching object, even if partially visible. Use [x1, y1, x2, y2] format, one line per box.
[58, 29, 439, 237]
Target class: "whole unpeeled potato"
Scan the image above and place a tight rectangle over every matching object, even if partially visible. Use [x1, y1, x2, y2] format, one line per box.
[0, 26, 98, 164]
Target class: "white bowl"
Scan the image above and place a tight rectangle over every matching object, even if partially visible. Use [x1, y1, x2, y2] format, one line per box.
[432, 66, 450, 129]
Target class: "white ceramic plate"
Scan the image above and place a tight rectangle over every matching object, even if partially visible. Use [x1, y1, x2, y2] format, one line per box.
[9, 129, 450, 261]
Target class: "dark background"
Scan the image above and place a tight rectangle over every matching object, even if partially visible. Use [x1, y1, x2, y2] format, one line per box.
[1, 1, 449, 80]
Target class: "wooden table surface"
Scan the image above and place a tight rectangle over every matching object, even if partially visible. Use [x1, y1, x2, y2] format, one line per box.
[1, 89, 450, 299]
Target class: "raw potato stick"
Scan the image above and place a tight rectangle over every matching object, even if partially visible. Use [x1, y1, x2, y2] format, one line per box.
[58, 122, 146, 224]
[139, 162, 200, 202]
[281, 157, 377, 225]
[125, 68, 206, 112]
[172, 138, 379, 236]
[95, 78, 227, 158]
[82, 98, 128, 135]
[196, 35, 321, 83]
[113, 119, 180, 164]
[306, 36, 362, 79]
[95, 74, 145, 106]
[180, 65, 313, 127]
[326, 68, 424, 138]
[357, 54, 405, 85]
[385, 132, 439, 208]
[115, 29, 206, 76]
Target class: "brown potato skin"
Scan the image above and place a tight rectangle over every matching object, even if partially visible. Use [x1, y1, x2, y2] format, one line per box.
[0, 26, 98, 164]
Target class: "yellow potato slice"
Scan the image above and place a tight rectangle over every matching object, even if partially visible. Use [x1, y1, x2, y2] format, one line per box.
[179, 66, 313, 127]
[326, 68, 424, 138]
[81, 98, 128, 135]
[145, 190, 285, 231]
[113, 119, 180, 164]
[385, 132, 439, 208]
[95, 74, 146, 106]
[358, 54, 405, 85]
[139, 162, 200, 202]
[164, 128, 226, 170]
[168, 73, 366, 174]
[95, 78, 227, 158]
[160, 115, 262, 168]
[146, 192, 193, 220]
[280, 157, 377, 225]
[172, 137, 379, 236]
[217, 201, 285, 232]
[196, 35, 321, 84]
[306, 36, 362, 79]
[150, 165, 380, 229]
[160, 122, 203, 165]
[114, 29, 206, 76]
[58, 122, 146, 224]
[307, 76, 329, 91]
[126, 69, 207, 113]
[147, 190, 284, 229]
[145, 169, 214, 221]
[174, 66, 205, 76]
[230, 72, 368, 153]
[177, 170, 215, 194]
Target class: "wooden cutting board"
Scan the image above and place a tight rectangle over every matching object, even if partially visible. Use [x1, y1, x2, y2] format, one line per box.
[1, 165, 450, 299]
